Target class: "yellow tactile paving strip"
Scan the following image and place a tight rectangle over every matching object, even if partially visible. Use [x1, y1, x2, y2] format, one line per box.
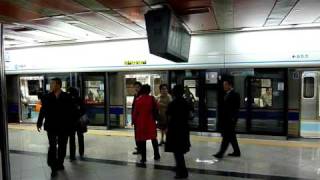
[8, 123, 320, 149]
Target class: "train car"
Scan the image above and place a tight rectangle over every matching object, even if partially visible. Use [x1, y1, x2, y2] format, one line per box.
[5, 29, 320, 138]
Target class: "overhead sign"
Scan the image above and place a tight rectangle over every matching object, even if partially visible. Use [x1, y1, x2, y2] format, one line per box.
[124, 60, 146, 65]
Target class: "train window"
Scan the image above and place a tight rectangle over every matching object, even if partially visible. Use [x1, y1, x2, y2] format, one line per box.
[84, 80, 104, 104]
[304, 77, 314, 98]
[251, 78, 273, 108]
[260, 88, 272, 107]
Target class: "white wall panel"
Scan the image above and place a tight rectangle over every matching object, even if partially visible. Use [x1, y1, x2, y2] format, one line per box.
[5, 28, 320, 74]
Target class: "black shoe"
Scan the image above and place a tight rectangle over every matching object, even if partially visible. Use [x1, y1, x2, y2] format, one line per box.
[154, 154, 161, 161]
[132, 151, 141, 155]
[213, 153, 223, 159]
[228, 152, 241, 157]
[140, 159, 146, 164]
[51, 170, 57, 178]
[70, 157, 76, 162]
[80, 155, 85, 160]
[174, 173, 188, 179]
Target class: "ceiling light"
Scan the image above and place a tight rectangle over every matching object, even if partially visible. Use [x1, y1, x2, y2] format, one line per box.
[295, 23, 320, 28]
[241, 25, 293, 31]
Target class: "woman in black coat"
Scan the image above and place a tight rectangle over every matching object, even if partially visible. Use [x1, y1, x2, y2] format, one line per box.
[165, 85, 191, 179]
[67, 87, 87, 161]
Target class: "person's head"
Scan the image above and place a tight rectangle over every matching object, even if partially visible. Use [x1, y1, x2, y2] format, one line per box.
[50, 78, 62, 92]
[223, 79, 233, 92]
[140, 84, 151, 95]
[67, 87, 79, 97]
[134, 81, 142, 95]
[159, 84, 168, 96]
[172, 85, 184, 98]
[266, 88, 271, 95]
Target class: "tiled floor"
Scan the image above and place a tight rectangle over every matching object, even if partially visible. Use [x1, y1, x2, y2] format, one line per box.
[5, 126, 320, 180]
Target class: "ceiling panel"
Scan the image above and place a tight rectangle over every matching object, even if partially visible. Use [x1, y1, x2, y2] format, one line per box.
[182, 9, 218, 32]
[96, 0, 145, 9]
[264, 0, 298, 26]
[33, 0, 89, 14]
[55, 16, 114, 38]
[99, 11, 146, 35]
[282, 0, 320, 25]
[71, 0, 110, 11]
[31, 18, 106, 40]
[2, 0, 320, 48]
[0, 1, 42, 21]
[116, 6, 150, 28]
[234, 0, 276, 28]
[4, 0, 63, 17]
[168, 0, 212, 14]
[71, 12, 140, 37]
[212, 0, 234, 29]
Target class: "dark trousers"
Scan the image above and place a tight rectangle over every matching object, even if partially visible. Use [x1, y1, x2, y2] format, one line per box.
[47, 131, 68, 170]
[217, 129, 240, 155]
[174, 152, 188, 176]
[137, 139, 159, 161]
[69, 130, 84, 158]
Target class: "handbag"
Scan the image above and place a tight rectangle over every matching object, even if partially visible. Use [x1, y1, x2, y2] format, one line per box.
[79, 114, 89, 133]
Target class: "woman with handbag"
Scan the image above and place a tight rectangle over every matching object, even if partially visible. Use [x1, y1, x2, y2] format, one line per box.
[67, 87, 87, 161]
[155, 84, 172, 146]
[133, 84, 160, 164]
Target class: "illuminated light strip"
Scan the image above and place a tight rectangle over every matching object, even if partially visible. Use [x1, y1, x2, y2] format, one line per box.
[241, 23, 320, 32]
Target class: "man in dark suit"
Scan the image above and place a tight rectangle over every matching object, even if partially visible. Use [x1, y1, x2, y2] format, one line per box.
[214, 79, 241, 159]
[37, 78, 75, 177]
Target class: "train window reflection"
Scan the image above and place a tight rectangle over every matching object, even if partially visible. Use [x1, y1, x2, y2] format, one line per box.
[84, 80, 104, 104]
[260, 88, 272, 107]
[304, 77, 314, 98]
[251, 78, 273, 108]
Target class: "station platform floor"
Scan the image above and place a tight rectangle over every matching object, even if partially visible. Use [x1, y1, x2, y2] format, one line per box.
[6, 123, 320, 180]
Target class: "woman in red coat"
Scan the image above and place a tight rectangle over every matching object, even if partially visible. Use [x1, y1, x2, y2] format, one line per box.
[133, 84, 160, 164]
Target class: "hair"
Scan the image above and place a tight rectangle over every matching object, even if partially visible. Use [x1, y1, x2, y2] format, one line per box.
[67, 87, 79, 97]
[159, 84, 168, 90]
[51, 78, 62, 88]
[172, 85, 184, 98]
[134, 81, 142, 87]
[140, 84, 151, 95]
[223, 78, 234, 87]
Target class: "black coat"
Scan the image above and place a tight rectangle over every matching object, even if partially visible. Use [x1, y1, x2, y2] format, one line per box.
[218, 89, 240, 132]
[165, 97, 191, 154]
[71, 96, 86, 132]
[37, 91, 76, 134]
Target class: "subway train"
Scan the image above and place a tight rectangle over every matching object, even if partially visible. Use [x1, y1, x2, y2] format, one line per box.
[6, 28, 320, 138]
[5, 66, 320, 139]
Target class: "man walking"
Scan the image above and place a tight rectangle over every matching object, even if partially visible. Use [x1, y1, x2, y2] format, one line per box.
[214, 79, 241, 159]
[37, 78, 75, 177]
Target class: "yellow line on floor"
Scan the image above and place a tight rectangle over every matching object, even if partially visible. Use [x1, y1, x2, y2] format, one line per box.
[8, 124, 320, 149]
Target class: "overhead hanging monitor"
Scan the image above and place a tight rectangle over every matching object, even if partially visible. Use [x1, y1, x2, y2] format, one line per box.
[145, 6, 191, 62]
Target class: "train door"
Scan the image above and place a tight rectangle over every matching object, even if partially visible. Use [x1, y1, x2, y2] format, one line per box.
[81, 73, 106, 126]
[183, 79, 200, 129]
[19, 76, 44, 123]
[124, 73, 163, 128]
[300, 71, 320, 137]
[204, 72, 219, 131]
[244, 69, 287, 135]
